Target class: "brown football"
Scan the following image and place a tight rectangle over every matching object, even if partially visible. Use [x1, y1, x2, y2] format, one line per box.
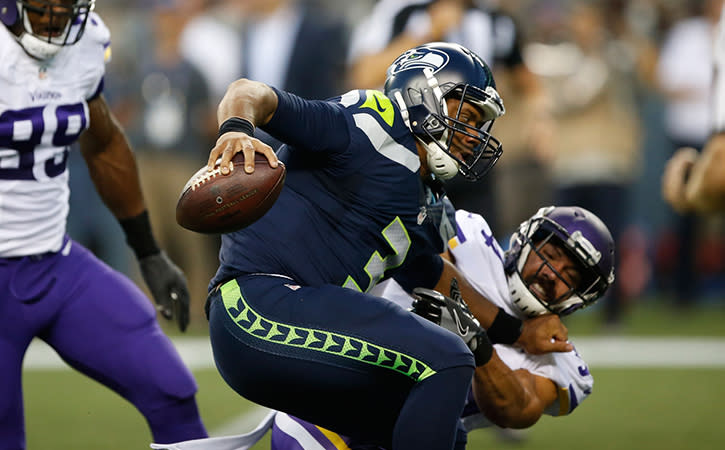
[176, 153, 286, 234]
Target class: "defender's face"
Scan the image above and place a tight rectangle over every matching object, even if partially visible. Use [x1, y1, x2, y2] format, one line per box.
[521, 241, 583, 307]
[24, 0, 75, 39]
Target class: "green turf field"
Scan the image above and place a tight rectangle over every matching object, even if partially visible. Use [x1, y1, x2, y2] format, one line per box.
[22, 367, 725, 449]
[21, 301, 725, 449]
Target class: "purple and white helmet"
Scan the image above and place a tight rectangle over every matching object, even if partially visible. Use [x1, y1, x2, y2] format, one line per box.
[504, 206, 615, 317]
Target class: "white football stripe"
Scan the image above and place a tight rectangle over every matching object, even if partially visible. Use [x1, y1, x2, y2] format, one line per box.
[22, 336, 725, 370]
[353, 113, 420, 172]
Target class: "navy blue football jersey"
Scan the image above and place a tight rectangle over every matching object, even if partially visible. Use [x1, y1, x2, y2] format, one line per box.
[211, 88, 455, 292]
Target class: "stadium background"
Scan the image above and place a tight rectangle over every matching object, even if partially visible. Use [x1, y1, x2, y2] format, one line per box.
[21, 0, 725, 449]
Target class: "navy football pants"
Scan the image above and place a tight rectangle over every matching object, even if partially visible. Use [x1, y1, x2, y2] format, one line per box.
[208, 274, 474, 449]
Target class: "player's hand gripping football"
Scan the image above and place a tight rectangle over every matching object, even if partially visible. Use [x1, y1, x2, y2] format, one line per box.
[209, 130, 278, 175]
[139, 251, 191, 332]
[411, 285, 493, 366]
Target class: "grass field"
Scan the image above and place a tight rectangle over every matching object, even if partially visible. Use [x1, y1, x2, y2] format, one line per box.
[21, 301, 725, 449]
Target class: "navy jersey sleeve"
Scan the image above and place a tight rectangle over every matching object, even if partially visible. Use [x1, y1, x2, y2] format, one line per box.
[262, 87, 350, 153]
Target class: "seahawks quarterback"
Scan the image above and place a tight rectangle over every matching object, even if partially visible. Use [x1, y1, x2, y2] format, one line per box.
[193, 41, 577, 450]
[0, 1, 206, 447]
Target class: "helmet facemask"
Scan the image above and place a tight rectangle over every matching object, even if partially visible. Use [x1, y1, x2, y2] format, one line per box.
[397, 69, 504, 181]
[13, 0, 95, 60]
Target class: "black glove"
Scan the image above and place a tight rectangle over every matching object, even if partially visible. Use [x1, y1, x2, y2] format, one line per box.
[139, 251, 191, 332]
[411, 285, 493, 366]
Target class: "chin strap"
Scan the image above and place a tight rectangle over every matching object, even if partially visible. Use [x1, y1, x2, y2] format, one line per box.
[18, 32, 62, 60]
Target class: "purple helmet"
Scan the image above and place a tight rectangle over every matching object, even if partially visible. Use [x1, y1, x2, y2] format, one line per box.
[504, 206, 615, 317]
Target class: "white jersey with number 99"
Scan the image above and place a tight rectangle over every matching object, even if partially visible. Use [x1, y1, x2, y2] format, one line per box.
[0, 13, 110, 257]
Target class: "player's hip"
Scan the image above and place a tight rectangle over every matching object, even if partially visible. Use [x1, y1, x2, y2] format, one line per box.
[207, 274, 474, 374]
[0, 238, 155, 333]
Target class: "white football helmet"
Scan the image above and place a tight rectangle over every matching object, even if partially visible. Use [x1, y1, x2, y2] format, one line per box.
[0, 0, 95, 60]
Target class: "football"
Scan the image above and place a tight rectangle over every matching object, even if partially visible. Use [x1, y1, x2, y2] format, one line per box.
[176, 153, 286, 234]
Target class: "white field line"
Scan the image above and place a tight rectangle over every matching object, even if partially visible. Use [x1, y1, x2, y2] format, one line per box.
[22, 336, 725, 371]
[23, 336, 725, 438]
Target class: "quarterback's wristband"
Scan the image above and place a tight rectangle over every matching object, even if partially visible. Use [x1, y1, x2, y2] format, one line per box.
[119, 210, 160, 259]
[218, 117, 254, 138]
[472, 332, 494, 366]
[486, 307, 523, 345]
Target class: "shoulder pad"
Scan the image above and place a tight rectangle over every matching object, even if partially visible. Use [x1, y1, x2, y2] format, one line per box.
[82, 12, 112, 62]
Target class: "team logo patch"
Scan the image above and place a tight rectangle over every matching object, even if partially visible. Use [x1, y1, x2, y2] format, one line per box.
[388, 48, 449, 75]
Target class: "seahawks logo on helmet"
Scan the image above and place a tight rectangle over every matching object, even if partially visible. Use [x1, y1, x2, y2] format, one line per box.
[388, 48, 449, 75]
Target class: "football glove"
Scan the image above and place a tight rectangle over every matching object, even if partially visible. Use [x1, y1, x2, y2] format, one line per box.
[411, 282, 493, 366]
[139, 251, 191, 332]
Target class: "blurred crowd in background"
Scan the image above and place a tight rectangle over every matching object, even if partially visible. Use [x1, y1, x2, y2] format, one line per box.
[68, 0, 725, 330]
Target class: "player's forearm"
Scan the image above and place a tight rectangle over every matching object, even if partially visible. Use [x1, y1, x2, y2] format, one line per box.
[82, 128, 145, 219]
[217, 79, 278, 128]
[472, 355, 540, 429]
[685, 133, 725, 212]
[80, 98, 145, 219]
[435, 258, 501, 328]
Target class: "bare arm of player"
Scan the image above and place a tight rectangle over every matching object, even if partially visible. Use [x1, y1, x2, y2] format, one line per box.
[435, 253, 573, 354]
[210, 79, 280, 175]
[79, 94, 145, 219]
[472, 354, 558, 429]
[684, 134, 725, 212]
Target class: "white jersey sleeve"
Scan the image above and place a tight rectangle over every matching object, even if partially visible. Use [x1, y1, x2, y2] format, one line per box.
[0, 12, 109, 257]
[494, 344, 593, 417]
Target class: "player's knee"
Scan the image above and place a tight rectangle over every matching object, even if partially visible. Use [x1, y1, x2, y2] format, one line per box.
[144, 395, 208, 442]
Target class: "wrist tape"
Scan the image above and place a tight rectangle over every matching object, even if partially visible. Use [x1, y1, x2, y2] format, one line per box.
[471, 331, 494, 366]
[119, 210, 160, 259]
[486, 307, 523, 345]
[218, 117, 254, 138]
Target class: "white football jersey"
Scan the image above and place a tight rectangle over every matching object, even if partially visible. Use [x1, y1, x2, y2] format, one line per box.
[373, 210, 594, 430]
[0, 13, 110, 257]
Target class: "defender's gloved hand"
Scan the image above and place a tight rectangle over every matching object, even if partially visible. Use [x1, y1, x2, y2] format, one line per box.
[139, 251, 191, 332]
[411, 285, 493, 366]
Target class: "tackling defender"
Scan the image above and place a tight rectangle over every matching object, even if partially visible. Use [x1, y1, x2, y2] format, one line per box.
[0, 1, 207, 448]
[197, 42, 572, 450]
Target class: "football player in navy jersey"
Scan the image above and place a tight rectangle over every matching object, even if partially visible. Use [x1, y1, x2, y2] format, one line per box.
[202, 42, 572, 450]
[0, 1, 207, 448]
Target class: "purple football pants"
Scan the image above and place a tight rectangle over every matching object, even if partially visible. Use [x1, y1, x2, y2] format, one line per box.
[0, 238, 207, 449]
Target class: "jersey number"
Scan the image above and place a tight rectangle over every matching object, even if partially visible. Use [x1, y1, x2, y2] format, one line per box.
[0, 103, 87, 180]
[343, 216, 411, 293]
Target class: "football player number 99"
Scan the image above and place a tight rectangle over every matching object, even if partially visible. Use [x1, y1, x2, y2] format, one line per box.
[0, 103, 87, 180]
